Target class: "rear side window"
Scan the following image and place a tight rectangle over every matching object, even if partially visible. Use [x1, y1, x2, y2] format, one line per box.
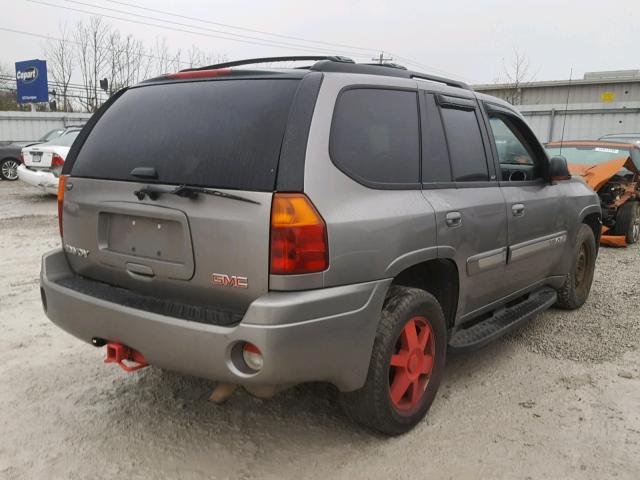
[440, 106, 489, 182]
[330, 88, 419, 186]
[422, 93, 452, 183]
[71, 79, 300, 191]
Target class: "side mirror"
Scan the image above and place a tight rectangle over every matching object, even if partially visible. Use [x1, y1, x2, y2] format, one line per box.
[549, 156, 571, 182]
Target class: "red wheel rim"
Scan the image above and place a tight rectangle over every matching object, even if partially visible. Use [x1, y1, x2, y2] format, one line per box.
[389, 316, 435, 412]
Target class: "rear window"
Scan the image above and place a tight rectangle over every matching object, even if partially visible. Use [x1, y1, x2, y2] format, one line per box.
[71, 79, 300, 191]
[48, 131, 79, 147]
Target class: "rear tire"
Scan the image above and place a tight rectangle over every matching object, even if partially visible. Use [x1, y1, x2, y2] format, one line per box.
[339, 286, 447, 435]
[0, 158, 19, 181]
[555, 224, 597, 310]
[613, 201, 640, 244]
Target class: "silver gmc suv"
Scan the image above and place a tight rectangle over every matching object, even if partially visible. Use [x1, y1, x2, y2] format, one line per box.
[40, 56, 601, 435]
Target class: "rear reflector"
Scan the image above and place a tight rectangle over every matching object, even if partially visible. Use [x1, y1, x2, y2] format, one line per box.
[242, 343, 263, 371]
[165, 68, 232, 80]
[57, 175, 68, 237]
[270, 193, 328, 275]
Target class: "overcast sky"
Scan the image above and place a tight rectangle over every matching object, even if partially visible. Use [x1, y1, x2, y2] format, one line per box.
[1, 0, 638, 85]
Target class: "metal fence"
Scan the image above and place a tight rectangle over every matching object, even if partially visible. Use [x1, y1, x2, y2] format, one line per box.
[2, 101, 640, 145]
[0, 111, 92, 142]
[518, 101, 640, 143]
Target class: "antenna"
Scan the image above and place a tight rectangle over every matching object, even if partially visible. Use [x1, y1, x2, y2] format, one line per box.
[559, 67, 573, 156]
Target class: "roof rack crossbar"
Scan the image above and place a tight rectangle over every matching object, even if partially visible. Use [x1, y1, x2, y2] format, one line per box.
[182, 55, 354, 72]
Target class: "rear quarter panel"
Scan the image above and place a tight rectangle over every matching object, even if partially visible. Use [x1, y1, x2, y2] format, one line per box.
[299, 73, 438, 289]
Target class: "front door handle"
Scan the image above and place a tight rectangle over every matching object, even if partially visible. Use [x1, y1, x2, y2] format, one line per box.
[512, 203, 525, 217]
[446, 211, 462, 227]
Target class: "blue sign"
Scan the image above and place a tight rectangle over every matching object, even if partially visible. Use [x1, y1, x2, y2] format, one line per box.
[15, 59, 49, 104]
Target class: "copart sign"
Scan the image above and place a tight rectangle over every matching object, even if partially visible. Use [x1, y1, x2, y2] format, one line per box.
[15, 59, 49, 104]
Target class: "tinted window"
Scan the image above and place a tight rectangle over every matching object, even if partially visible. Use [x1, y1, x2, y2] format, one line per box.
[71, 79, 300, 191]
[422, 93, 452, 183]
[330, 88, 419, 185]
[440, 107, 489, 182]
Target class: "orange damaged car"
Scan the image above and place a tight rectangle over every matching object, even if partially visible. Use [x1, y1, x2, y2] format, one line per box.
[545, 141, 639, 246]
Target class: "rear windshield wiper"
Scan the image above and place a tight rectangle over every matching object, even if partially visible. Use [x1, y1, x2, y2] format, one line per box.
[172, 185, 260, 204]
[134, 184, 260, 205]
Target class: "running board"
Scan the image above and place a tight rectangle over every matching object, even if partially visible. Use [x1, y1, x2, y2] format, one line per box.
[448, 287, 557, 353]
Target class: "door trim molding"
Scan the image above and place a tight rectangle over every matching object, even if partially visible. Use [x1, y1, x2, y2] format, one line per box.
[466, 247, 507, 276]
[508, 231, 567, 263]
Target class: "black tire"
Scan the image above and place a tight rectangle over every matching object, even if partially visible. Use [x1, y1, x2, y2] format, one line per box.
[555, 224, 597, 310]
[0, 158, 20, 181]
[613, 201, 640, 244]
[339, 286, 447, 435]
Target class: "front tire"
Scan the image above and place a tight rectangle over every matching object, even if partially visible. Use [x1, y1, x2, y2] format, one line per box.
[613, 201, 640, 244]
[556, 224, 597, 309]
[340, 286, 447, 435]
[0, 158, 19, 181]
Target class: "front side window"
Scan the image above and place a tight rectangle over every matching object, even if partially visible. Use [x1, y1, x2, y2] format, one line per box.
[439, 107, 489, 182]
[330, 88, 420, 186]
[488, 115, 543, 181]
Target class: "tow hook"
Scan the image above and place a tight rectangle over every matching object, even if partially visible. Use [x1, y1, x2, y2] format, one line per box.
[104, 342, 148, 372]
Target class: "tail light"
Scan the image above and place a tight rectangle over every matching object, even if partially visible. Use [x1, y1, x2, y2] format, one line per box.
[57, 175, 68, 237]
[20, 152, 25, 164]
[51, 154, 65, 167]
[270, 193, 328, 275]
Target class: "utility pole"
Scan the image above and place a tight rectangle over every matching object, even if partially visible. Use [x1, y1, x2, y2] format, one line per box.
[372, 51, 393, 65]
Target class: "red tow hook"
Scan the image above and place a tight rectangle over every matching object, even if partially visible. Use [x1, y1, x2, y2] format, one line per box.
[104, 342, 148, 372]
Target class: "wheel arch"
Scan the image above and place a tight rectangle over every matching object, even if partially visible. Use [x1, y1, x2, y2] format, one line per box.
[580, 207, 602, 248]
[389, 258, 459, 329]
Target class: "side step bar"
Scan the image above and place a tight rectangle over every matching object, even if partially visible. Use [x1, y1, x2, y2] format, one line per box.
[448, 287, 557, 353]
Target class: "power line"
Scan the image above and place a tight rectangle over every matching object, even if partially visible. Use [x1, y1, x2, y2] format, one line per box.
[0, 26, 193, 67]
[79, 0, 468, 80]
[100, 0, 382, 55]
[372, 51, 393, 65]
[26, 0, 373, 59]
[94, 0, 472, 81]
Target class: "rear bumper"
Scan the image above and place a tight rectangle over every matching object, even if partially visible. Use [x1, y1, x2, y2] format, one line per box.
[40, 248, 391, 391]
[17, 164, 58, 194]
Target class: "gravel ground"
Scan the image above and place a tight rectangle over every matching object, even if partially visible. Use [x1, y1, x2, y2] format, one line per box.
[0, 180, 638, 480]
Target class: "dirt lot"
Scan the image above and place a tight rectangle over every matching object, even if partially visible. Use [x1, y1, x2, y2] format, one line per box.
[0, 179, 638, 480]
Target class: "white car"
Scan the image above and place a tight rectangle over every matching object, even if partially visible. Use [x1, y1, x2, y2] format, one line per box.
[18, 131, 79, 194]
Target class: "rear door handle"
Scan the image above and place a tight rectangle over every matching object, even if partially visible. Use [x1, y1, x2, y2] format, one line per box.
[512, 203, 525, 216]
[446, 211, 462, 227]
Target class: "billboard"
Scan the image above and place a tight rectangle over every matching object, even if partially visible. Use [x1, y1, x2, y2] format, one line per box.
[15, 59, 49, 104]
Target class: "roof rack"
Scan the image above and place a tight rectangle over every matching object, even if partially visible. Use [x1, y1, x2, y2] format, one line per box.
[180, 56, 355, 72]
[175, 55, 470, 91]
[310, 60, 471, 90]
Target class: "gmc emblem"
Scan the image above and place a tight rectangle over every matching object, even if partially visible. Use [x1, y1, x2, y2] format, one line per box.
[211, 273, 248, 289]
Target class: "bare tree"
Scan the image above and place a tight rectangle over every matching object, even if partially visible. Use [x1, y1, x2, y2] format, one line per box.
[150, 38, 182, 76]
[185, 45, 226, 69]
[45, 23, 75, 111]
[0, 62, 20, 111]
[501, 48, 533, 105]
[74, 17, 111, 112]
